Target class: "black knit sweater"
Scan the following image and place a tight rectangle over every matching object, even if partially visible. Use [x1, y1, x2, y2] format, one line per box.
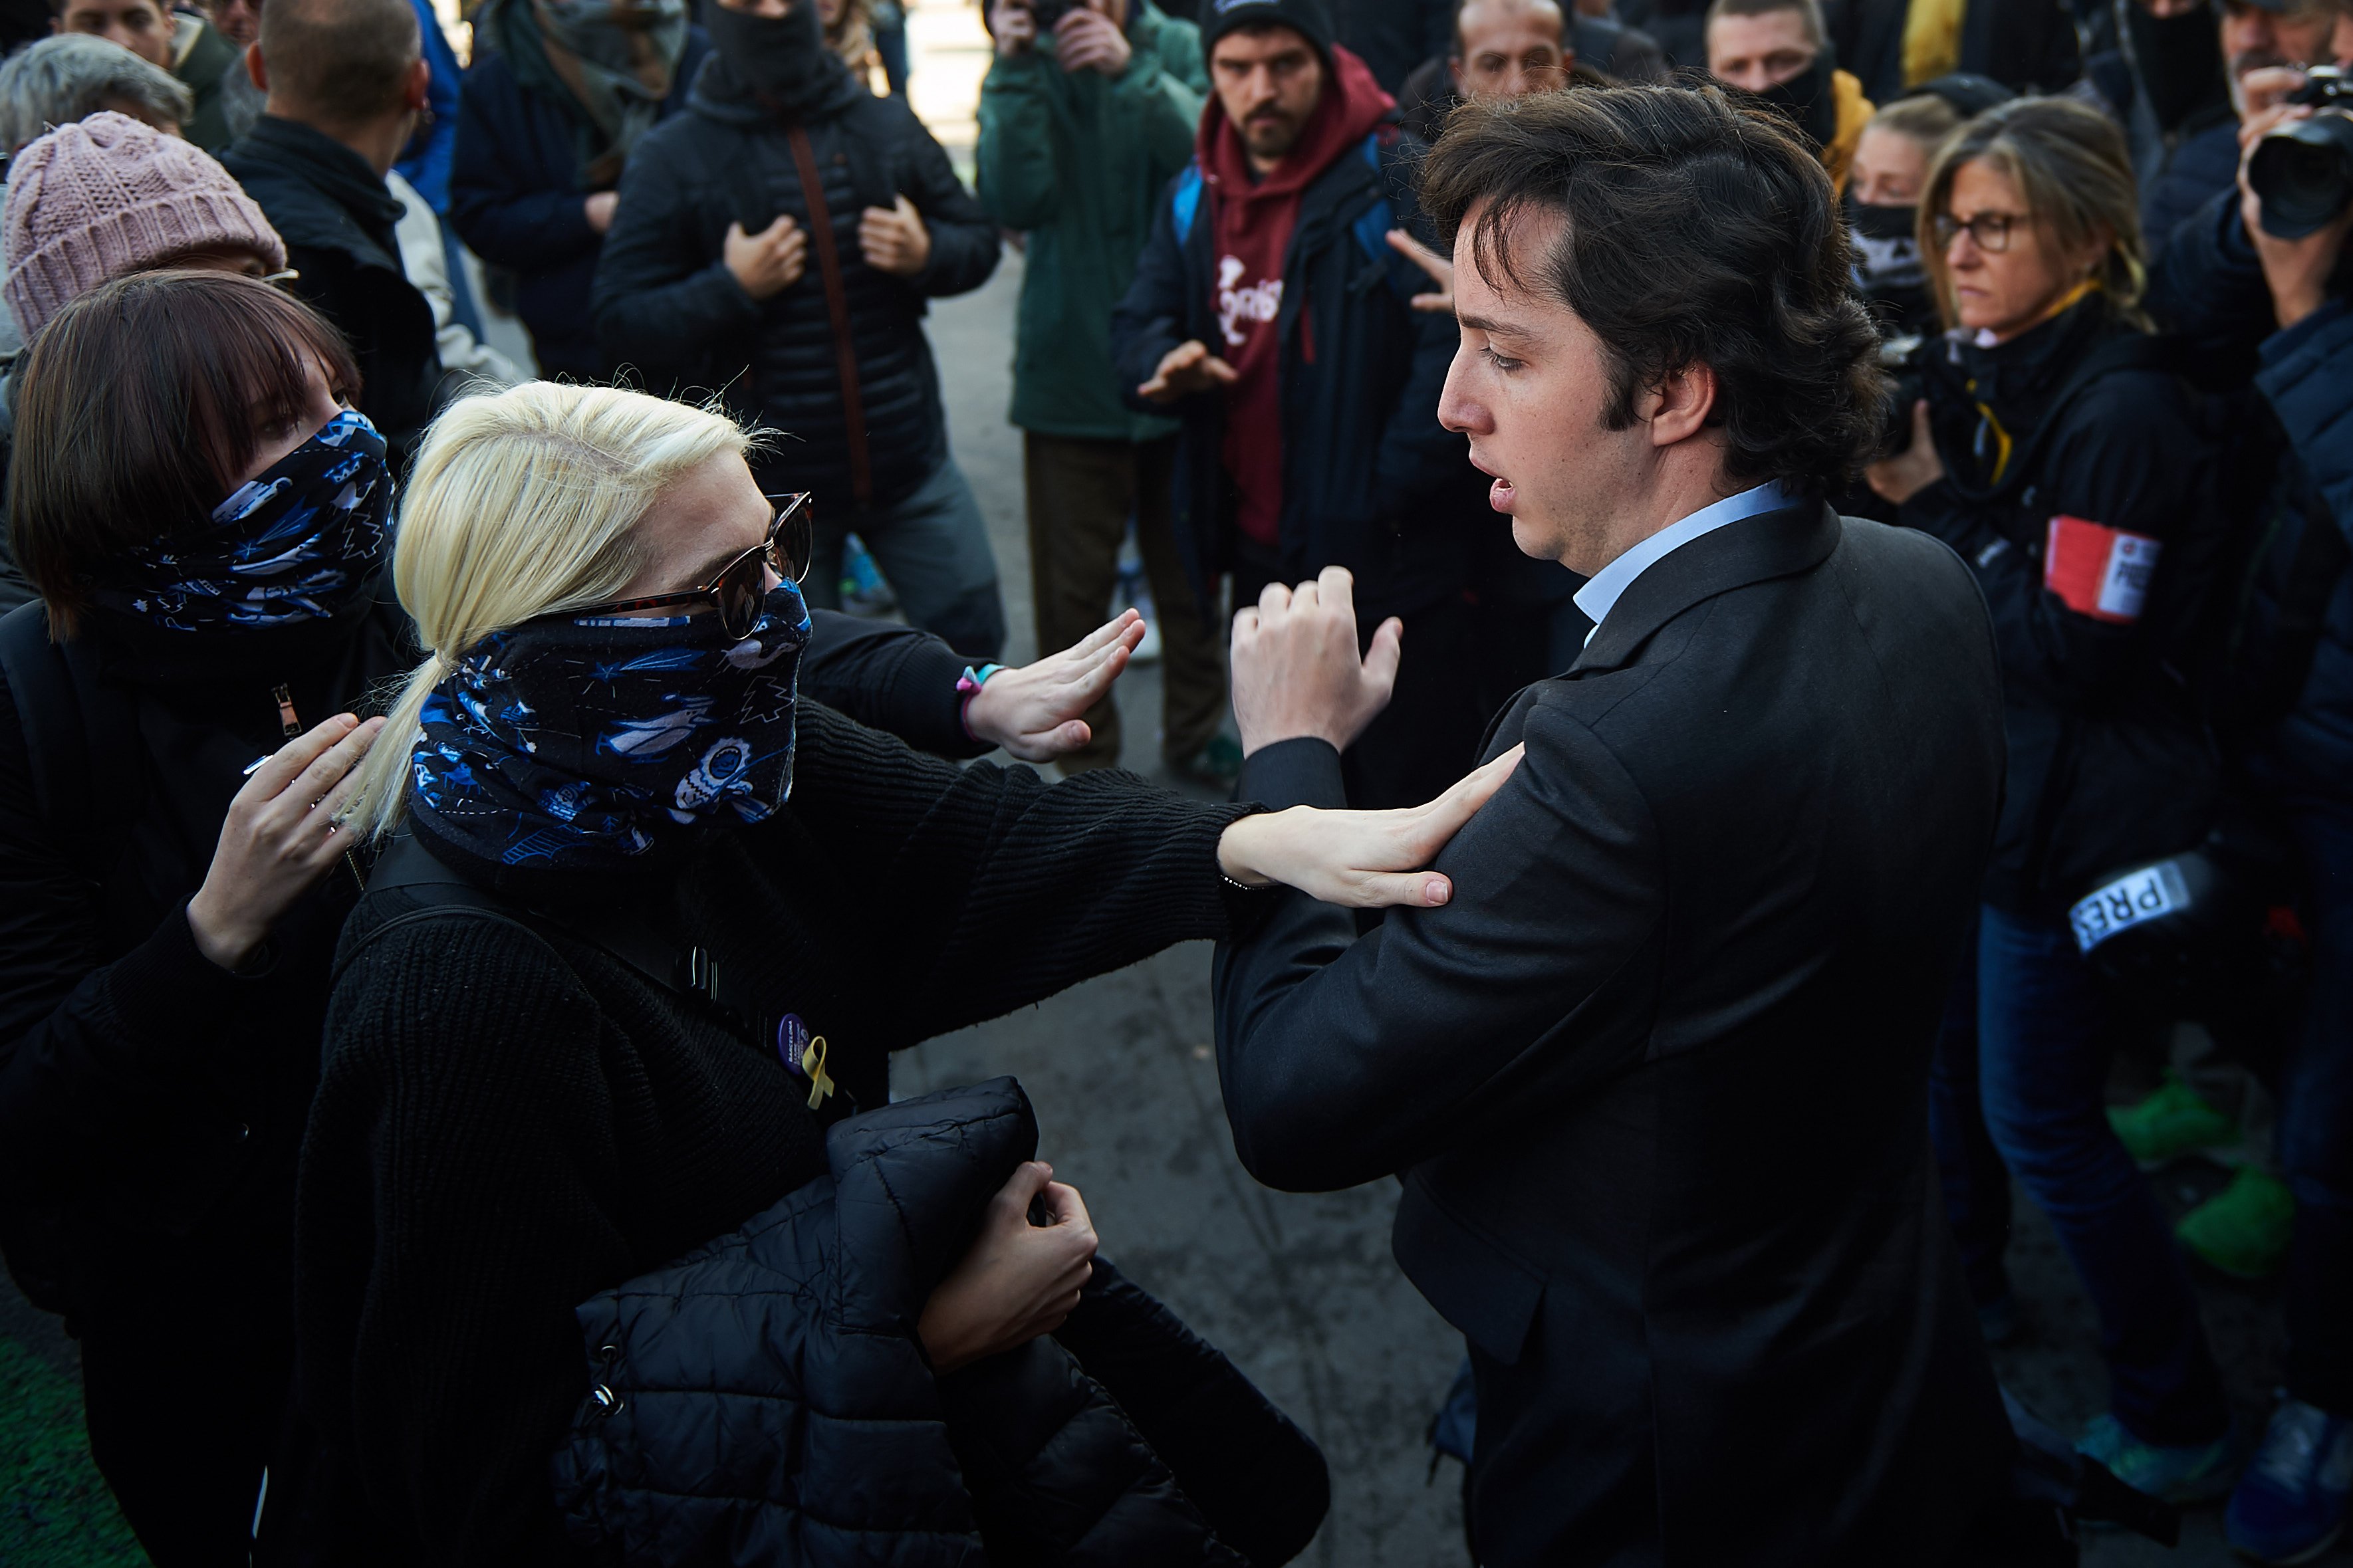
[295, 701, 1259, 1565]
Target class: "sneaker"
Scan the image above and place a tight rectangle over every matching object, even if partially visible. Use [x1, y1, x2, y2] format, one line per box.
[1170, 734, 1242, 788]
[2108, 1070, 2240, 1168]
[2227, 1397, 2353, 1564]
[838, 534, 898, 617]
[2078, 1412, 2240, 1506]
[2177, 1167, 2295, 1281]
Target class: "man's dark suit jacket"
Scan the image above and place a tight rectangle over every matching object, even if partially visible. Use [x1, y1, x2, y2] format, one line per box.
[1215, 504, 2017, 1567]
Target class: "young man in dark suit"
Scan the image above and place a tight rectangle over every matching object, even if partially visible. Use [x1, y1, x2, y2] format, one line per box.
[1212, 84, 2019, 1566]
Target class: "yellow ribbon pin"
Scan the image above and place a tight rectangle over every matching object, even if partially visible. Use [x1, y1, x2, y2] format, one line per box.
[801, 1035, 835, 1111]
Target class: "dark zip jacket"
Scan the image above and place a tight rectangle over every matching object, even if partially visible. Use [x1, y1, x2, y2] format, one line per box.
[1899, 298, 2227, 913]
[2148, 189, 2353, 784]
[1108, 115, 1467, 616]
[450, 27, 711, 380]
[220, 118, 443, 468]
[591, 59, 999, 516]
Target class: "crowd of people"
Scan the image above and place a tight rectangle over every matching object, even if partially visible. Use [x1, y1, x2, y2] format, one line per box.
[0, 0, 2346, 1561]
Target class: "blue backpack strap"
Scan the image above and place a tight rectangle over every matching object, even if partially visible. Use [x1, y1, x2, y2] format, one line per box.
[1351, 132, 1394, 265]
[1172, 164, 1205, 246]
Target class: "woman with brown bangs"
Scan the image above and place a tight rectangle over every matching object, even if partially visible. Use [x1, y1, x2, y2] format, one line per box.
[0, 267, 403, 1566]
[0, 266, 1208, 1566]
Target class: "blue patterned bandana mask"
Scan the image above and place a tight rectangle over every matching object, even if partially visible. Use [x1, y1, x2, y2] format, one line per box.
[100, 409, 392, 631]
[406, 580, 812, 869]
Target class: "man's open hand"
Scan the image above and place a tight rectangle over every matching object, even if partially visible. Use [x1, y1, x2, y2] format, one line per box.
[1231, 566, 1402, 756]
[1136, 339, 1238, 403]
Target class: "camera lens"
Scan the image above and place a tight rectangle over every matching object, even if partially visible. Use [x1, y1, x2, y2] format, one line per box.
[2250, 111, 2353, 240]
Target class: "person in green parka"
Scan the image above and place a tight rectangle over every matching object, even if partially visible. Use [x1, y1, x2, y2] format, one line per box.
[979, 0, 1235, 782]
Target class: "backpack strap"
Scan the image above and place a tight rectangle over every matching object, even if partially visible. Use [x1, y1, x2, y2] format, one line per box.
[1171, 164, 1205, 247]
[0, 600, 144, 883]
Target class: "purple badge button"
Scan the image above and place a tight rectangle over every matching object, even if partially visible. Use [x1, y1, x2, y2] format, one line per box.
[778, 1013, 812, 1077]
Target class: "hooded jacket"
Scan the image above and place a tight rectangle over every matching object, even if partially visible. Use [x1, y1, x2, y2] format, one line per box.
[1109, 45, 1467, 614]
[451, 25, 711, 380]
[976, 0, 1204, 443]
[551, 1078, 1330, 1566]
[591, 51, 999, 517]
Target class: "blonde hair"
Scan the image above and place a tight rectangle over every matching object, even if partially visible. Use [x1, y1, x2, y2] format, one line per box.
[344, 382, 752, 842]
[1865, 92, 1963, 154]
[1920, 96, 2149, 333]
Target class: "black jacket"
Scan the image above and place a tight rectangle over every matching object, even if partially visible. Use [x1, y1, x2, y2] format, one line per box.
[2149, 191, 2353, 783]
[1824, 0, 2080, 104]
[1332, 0, 1451, 92]
[1109, 127, 1467, 616]
[592, 62, 999, 516]
[549, 1076, 1327, 1565]
[449, 29, 711, 380]
[221, 118, 443, 467]
[1900, 301, 2228, 913]
[297, 701, 1269, 1565]
[1214, 504, 2016, 1567]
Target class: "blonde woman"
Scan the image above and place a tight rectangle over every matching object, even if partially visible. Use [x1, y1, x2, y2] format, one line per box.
[295, 380, 1515, 1561]
[1866, 98, 2237, 1504]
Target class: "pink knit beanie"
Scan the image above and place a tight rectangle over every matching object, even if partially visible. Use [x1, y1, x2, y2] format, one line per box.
[4, 111, 287, 342]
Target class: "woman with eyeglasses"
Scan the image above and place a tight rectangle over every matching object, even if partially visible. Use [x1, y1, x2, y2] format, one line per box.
[1866, 97, 2237, 1503]
[294, 378, 1508, 1563]
[0, 268, 1221, 1566]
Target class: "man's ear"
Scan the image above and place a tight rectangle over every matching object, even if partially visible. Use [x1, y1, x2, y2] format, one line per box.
[1448, 54, 1466, 93]
[1645, 360, 1718, 448]
[245, 39, 267, 91]
[404, 55, 430, 112]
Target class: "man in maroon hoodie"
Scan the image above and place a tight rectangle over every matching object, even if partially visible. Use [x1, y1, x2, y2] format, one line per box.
[1111, 0, 1483, 810]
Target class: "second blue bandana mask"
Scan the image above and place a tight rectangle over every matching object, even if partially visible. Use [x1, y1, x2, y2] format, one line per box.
[102, 409, 393, 631]
[406, 580, 813, 869]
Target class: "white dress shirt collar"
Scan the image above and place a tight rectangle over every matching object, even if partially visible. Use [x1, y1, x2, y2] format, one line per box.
[1572, 481, 1796, 643]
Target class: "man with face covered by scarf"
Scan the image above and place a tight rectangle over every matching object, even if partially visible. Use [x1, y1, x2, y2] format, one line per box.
[1704, 0, 1874, 193]
[592, 0, 1011, 658]
[451, 0, 709, 378]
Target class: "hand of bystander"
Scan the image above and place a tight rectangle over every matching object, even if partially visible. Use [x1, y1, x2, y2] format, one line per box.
[859, 193, 933, 275]
[724, 213, 808, 298]
[1136, 338, 1239, 401]
[2238, 96, 2353, 328]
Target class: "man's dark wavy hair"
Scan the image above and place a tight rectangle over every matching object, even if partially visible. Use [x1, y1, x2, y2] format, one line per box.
[1418, 84, 1884, 497]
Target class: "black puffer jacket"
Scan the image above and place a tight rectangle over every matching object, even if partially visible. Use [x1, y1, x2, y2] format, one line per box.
[553, 1077, 1328, 1566]
[1900, 298, 2227, 914]
[591, 62, 999, 516]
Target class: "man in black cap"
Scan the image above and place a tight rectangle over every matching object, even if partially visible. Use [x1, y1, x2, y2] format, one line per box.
[1111, 0, 1489, 810]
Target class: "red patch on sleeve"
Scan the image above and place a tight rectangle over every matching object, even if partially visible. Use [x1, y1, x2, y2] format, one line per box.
[2043, 515, 2162, 623]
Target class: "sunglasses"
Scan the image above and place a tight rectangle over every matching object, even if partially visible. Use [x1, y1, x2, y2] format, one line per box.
[565, 493, 813, 640]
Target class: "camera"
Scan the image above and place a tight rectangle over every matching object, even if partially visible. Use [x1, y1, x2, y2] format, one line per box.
[2249, 66, 2353, 240]
[1027, 0, 1076, 29]
[1874, 331, 1929, 458]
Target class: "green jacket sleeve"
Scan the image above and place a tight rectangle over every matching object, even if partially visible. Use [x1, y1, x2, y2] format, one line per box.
[977, 53, 1062, 232]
